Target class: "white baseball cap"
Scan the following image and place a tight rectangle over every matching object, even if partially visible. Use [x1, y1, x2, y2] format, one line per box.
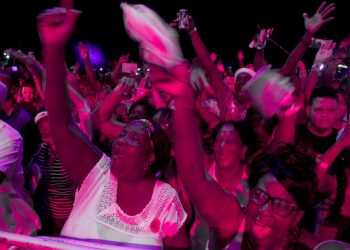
[34, 111, 48, 124]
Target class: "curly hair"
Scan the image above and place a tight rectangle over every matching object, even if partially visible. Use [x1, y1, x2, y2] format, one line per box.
[248, 143, 318, 211]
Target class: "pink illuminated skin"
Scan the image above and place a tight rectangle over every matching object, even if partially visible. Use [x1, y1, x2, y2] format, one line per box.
[245, 174, 304, 249]
[22, 86, 35, 103]
[111, 121, 154, 182]
[213, 124, 246, 170]
[38, 2, 190, 246]
[307, 97, 337, 136]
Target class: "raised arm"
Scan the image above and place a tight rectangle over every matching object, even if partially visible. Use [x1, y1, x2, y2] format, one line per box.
[111, 53, 129, 85]
[250, 27, 273, 71]
[78, 42, 103, 93]
[304, 40, 336, 102]
[184, 16, 244, 121]
[5, 49, 46, 100]
[38, 2, 101, 185]
[152, 63, 244, 245]
[91, 85, 126, 140]
[273, 96, 303, 145]
[317, 124, 350, 179]
[279, 1, 335, 76]
[185, 16, 227, 97]
[195, 99, 220, 130]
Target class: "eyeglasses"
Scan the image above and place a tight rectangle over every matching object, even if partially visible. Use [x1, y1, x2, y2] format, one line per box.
[249, 188, 298, 218]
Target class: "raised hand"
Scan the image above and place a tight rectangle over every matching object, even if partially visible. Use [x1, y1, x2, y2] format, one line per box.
[150, 62, 193, 99]
[249, 26, 273, 50]
[277, 94, 303, 118]
[314, 40, 337, 64]
[237, 50, 244, 62]
[296, 60, 307, 78]
[118, 53, 130, 64]
[303, 1, 335, 34]
[170, 14, 196, 33]
[78, 42, 90, 60]
[37, 0, 81, 48]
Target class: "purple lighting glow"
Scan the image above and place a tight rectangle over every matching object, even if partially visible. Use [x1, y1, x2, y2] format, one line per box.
[75, 42, 106, 68]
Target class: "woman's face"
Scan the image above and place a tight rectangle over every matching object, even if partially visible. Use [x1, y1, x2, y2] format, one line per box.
[22, 86, 35, 103]
[111, 121, 154, 181]
[214, 124, 245, 169]
[245, 173, 304, 249]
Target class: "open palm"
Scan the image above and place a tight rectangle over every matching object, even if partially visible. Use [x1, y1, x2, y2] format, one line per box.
[303, 1, 335, 34]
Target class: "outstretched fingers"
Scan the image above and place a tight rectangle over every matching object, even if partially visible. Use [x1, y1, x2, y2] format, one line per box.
[322, 16, 335, 24]
[316, 1, 327, 14]
[320, 3, 335, 17]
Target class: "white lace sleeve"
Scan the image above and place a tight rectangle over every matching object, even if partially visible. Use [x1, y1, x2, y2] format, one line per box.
[159, 192, 187, 237]
[74, 154, 111, 205]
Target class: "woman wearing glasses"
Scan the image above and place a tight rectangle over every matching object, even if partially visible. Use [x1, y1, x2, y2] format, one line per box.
[151, 61, 318, 249]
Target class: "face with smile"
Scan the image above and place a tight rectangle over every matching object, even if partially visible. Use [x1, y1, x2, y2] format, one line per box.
[111, 121, 154, 181]
[214, 124, 246, 169]
[245, 173, 304, 249]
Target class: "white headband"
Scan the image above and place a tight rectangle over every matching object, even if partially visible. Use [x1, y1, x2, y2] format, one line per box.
[234, 68, 256, 83]
[34, 111, 48, 124]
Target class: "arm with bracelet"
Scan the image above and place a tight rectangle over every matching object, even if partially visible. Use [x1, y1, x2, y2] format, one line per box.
[304, 40, 336, 102]
[184, 15, 242, 121]
[315, 123, 350, 196]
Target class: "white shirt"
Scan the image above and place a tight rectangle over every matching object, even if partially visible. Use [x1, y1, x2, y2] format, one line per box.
[61, 154, 187, 248]
[0, 120, 41, 235]
[0, 119, 24, 185]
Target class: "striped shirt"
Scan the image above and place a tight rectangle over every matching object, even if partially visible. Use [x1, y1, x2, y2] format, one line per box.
[30, 143, 76, 219]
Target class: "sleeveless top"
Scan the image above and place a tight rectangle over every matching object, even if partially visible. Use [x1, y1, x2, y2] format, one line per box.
[61, 154, 187, 247]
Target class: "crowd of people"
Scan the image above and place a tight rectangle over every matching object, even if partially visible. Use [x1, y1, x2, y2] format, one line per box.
[1, 0, 350, 249]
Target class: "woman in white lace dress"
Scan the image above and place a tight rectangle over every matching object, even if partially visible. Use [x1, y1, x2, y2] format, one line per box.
[37, 2, 187, 248]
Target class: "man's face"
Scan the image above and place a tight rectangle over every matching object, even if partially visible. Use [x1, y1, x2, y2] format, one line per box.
[309, 97, 337, 132]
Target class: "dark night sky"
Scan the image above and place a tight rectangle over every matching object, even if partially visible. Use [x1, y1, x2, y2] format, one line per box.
[1, 0, 349, 70]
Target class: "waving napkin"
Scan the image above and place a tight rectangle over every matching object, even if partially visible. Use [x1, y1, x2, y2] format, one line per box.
[242, 66, 295, 118]
[121, 3, 183, 69]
